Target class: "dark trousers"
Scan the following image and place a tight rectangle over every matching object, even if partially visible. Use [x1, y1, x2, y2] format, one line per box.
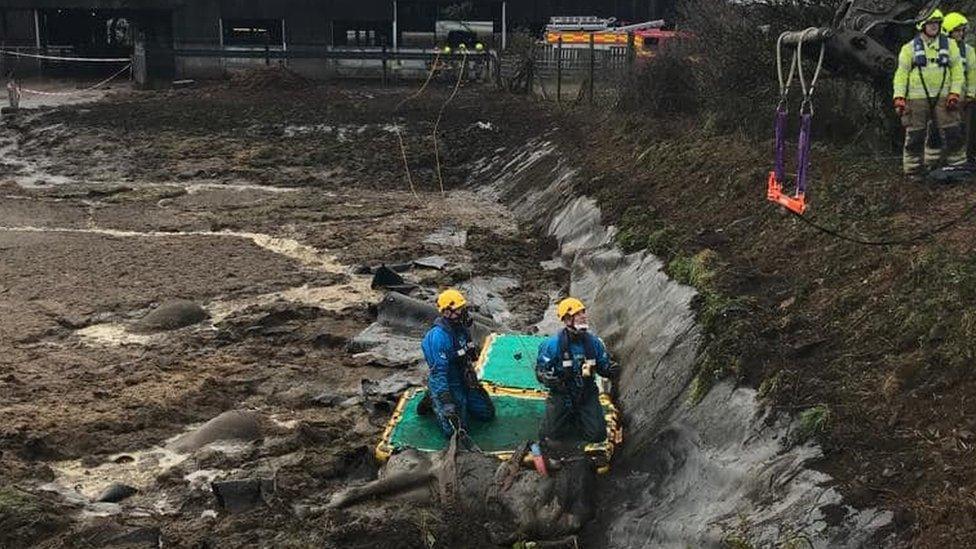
[431, 384, 495, 437]
[539, 389, 607, 444]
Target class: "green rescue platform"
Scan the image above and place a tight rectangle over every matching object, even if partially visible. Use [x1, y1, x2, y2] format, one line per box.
[376, 333, 623, 472]
[476, 333, 548, 391]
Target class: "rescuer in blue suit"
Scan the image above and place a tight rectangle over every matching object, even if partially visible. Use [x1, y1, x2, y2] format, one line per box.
[421, 288, 495, 437]
[536, 297, 619, 444]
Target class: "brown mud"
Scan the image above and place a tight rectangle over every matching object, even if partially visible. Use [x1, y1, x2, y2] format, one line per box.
[0, 81, 563, 548]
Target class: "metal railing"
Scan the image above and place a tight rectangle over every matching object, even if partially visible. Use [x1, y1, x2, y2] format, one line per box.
[499, 33, 638, 105]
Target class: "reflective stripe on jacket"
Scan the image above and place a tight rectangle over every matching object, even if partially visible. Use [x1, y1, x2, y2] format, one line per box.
[959, 40, 976, 98]
[893, 34, 963, 100]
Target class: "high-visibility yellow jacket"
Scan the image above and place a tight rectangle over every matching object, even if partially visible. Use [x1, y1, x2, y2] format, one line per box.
[956, 39, 976, 98]
[893, 34, 963, 100]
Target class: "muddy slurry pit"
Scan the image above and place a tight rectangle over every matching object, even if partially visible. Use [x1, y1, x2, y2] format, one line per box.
[0, 83, 563, 547]
[0, 81, 891, 548]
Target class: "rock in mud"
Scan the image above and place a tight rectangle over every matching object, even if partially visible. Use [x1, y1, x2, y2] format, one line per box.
[129, 300, 207, 333]
[370, 265, 417, 294]
[211, 477, 275, 513]
[56, 314, 91, 330]
[95, 482, 137, 503]
[360, 371, 421, 398]
[413, 255, 449, 270]
[311, 390, 347, 407]
[168, 410, 264, 453]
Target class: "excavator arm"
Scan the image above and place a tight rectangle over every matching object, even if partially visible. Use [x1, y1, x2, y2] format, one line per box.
[781, 0, 941, 86]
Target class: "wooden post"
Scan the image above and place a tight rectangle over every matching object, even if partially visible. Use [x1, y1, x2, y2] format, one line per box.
[627, 31, 635, 68]
[556, 36, 563, 103]
[589, 32, 595, 106]
[7, 78, 20, 112]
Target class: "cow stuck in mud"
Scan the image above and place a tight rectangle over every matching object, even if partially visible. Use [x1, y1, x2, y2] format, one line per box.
[328, 440, 595, 544]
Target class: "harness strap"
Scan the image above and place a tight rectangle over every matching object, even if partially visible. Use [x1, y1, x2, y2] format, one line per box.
[913, 34, 952, 68]
[796, 112, 813, 195]
[434, 317, 473, 357]
[558, 329, 597, 361]
[774, 106, 789, 184]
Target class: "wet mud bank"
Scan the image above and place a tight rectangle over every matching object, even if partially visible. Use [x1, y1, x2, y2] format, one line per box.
[471, 137, 895, 547]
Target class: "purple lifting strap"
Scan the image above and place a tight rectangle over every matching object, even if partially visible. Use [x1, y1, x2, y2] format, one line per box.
[774, 105, 788, 183]
[795, 111, 812, 195]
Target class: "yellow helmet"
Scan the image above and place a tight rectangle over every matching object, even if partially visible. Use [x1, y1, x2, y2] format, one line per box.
[944, 12, 968, 33]
[556, 297, 586, 320]
[443, 45, 452, 54]
[437, 289, 467, 312]
[918, 8, 945, 30]
[475, 43, 485, 51]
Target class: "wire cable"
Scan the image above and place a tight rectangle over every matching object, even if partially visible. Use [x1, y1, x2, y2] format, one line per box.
[392, 51, 442, 199]
[0, 49, 130, 63]
[788, 198, 976, 246]
[432, 51, 468, 195]
[16, 63, 131, 96]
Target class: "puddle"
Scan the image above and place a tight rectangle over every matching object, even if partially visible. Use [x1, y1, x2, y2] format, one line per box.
[281, 123, 401, 139]
[208, 282, 377, 323]
[49, 428, 261, 502]
[75, 323, 157, 346]
[0, 140, 79, 188]
[182, 183, 301, 195]
[0, 226, 351, 272]
[50, 445, 189, 500]
[0, 225, 377, 344]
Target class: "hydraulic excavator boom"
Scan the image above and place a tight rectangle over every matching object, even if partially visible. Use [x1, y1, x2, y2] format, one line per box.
[782, 0, 941, 85]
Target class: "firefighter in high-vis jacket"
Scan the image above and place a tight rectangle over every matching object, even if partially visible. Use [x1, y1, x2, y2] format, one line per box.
[944, 12, 976, 162]
[893, 9, 966, 178]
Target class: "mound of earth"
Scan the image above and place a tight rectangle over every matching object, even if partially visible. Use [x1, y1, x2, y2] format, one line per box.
[130, 300, 208, 333]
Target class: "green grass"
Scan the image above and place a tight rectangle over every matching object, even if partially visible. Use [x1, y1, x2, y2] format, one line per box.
[0, 487, 42, 517]
[657, 249, 759, 404]
[795, 405, 831, 443]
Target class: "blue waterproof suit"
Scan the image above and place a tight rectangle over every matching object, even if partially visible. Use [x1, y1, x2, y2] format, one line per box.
[421, 318, 495, 436]
[536, 329, 613, 443]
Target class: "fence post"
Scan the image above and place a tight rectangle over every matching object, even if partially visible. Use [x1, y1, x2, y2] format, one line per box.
[589, 32, 595, 106]
[556, 36, 563, 103]
[627, 31, 635, 69]
[382, 44, 388, 86]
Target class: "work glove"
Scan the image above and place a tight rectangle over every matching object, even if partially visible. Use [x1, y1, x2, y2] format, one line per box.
[893, 97, 907, 116]
[463, 365, 480, 389]
[604, 361, 621, 379]
[436, 391, 460, 429]
[947, 93, 961, 111]
[538, 369, 567, 392]
[465, 344, 481, 363]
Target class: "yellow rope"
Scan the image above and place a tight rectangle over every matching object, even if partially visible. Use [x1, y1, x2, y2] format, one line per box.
[394, 51, 442, 199]
[395, 51, 441, 112]
[432, 51, 468, 195]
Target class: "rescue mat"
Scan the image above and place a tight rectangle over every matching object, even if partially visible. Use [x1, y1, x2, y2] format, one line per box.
[375, 333, 623, 472]
[475, 333, 548, 391]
